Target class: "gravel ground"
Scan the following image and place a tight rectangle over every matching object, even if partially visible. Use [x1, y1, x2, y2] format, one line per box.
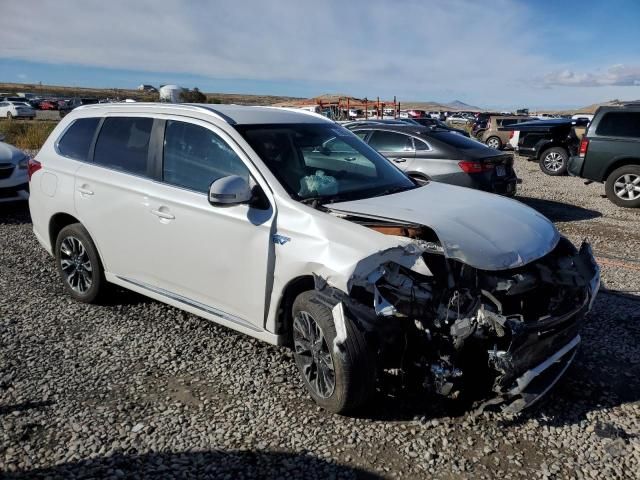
[1, 155, 639, 479]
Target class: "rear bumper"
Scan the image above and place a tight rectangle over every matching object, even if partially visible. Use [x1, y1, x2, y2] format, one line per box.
[567, 155, 584, 177]
[0, 182, 29, 202]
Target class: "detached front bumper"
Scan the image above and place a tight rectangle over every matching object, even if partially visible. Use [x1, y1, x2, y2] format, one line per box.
[485, 242, 600, 414]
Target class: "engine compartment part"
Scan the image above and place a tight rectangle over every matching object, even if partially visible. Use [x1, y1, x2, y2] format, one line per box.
[315, 234, 600, 414]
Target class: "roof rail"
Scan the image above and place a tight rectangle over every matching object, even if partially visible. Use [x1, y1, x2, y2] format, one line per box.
[74, 102, 235, 125]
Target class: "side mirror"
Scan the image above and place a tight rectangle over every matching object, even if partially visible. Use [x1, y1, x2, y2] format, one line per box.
[208, 175, 252, 206]
[0, 133, 5, 142]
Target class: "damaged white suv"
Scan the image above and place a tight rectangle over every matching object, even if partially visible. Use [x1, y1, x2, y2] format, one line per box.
[29, 104, 600, 414]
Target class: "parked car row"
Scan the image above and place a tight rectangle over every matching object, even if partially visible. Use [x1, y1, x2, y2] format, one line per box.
[25, 103, 600, 415]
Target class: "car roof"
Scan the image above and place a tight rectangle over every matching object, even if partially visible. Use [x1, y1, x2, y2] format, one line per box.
[73, 102, 333, 125]
[349, 124, 433, 135]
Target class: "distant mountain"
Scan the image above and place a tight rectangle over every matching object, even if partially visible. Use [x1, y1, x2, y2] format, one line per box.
[446, 100, 482, 111]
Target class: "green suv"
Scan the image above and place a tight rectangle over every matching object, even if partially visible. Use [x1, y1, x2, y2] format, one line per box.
[568, 104, 640, 208]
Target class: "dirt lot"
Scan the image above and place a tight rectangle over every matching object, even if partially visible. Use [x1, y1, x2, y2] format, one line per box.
[1, 156, 639, 479]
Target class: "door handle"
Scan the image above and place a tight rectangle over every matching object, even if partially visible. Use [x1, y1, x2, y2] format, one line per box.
[393, 158, 407, 163]
[344, 156, 356, 161]
[77, 187, 94, 196]
[150, 208, 175, 220]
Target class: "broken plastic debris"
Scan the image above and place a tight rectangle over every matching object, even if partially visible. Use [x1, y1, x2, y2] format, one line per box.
[331, 302, 348, 356]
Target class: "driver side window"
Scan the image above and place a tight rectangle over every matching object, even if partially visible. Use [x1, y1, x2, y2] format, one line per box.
[163, 120, 249, 193]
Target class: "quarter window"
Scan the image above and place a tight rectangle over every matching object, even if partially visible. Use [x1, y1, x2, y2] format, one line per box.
[93, 117, 153, 175]
[367, 131, 414, 152]
[57, 118, 100, 162]
[596, 112, 640, 138]
[163, 120, 249, 193]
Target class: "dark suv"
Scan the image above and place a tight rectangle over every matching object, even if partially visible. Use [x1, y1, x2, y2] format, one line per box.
[568, 105, 640, 208]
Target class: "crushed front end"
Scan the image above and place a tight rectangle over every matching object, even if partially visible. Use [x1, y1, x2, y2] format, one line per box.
[317, 229, 600, 414]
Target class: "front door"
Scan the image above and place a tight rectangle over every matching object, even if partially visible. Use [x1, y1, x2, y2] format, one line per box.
[141, 117, 275, 330]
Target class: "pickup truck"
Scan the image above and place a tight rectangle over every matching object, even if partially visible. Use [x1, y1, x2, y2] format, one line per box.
[500, 118, 588, 176]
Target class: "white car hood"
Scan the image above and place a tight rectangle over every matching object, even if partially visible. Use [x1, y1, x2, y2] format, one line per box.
[329, 182, 560, 270]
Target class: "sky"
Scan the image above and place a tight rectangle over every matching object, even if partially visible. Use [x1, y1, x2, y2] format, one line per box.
[1, 0, 639, 109]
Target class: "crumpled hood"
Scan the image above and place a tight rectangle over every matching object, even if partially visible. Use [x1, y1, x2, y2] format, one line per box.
[329, 182, 560, 270]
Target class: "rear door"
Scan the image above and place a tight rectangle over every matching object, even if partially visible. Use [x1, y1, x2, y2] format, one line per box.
[74, 115, 159, 285]
[366, 130, 416, 171]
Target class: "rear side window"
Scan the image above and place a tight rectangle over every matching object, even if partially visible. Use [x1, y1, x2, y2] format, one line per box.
[93, 117, 153, 175]
[596, 112, 640, 138]
[368, 130, 413, 151]
[57, 118, 100, 161]
[163, 120, 249, 193]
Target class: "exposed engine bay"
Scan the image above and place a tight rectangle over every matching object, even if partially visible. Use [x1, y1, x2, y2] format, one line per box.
[314, 216, 600, 414]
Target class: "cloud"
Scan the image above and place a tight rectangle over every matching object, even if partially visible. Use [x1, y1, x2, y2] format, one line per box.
[17, 73, 27, 79]
[544, 65, 640, 87]
[0, 0, 547, 102]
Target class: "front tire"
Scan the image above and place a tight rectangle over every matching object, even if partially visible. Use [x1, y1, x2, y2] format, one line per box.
[55, 223, 107, 303]
[292, 291, 376, 414]
[605, 165, 640, 208]
[539, 147, 568, 176]
[6, 112, 12, 119]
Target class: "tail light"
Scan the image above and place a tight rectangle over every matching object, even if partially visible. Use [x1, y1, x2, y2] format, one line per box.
[458, 161, 495, 173]
[509, 130, 514, 139]
[27, 157, 41, 181]
[579, 137, 589, 158]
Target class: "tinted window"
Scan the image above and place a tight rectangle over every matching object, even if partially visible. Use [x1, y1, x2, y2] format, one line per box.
[596, 112, 640, 138]
[57, 118, 100, 161]
[428, 131, 486, 149]
[414, 138, 430, 150]
[94, 117, 153, 175]
[163, 120, 249, 193]
[367, 130, 413, 152]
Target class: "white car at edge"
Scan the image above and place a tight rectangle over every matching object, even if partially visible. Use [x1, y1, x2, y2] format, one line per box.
[28, 103, 600, 414]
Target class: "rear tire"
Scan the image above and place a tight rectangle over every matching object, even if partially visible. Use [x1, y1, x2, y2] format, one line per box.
[539, 147, 568, 176]
[292, 291, 376, 414]
[605, 165, 640, 208]
[485, 136, 502, 149]
[55, 223, 107, 303]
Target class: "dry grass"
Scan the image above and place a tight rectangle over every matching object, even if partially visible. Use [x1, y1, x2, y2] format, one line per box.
[0, 120, 58, 150]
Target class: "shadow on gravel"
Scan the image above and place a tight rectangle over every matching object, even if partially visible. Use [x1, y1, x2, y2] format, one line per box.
[3, 450, 381, 479]
[516, 196, 602, 222]
[0, 200, 31, 225]
[0, 400, 54, 416]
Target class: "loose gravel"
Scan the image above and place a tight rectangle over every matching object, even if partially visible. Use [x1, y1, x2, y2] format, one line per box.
[1, 155, 639, 479]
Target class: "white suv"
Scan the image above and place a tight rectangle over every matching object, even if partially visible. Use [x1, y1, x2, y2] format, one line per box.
[29, 103, 600, 414]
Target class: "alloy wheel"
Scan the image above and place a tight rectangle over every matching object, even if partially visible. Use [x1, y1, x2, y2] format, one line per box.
[613, 173, 640, 201]
[293, 310, 336, 398]
[543, 152, 564, 172]
[487, 138, 500, 149]
[59, 235, 93, 294]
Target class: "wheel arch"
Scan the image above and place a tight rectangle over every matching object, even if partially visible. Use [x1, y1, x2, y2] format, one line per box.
[601, 157, 640, 182]
[49, 213, 107, 270]
[274, 275, 315, 347]
[49, 212, 81, 251]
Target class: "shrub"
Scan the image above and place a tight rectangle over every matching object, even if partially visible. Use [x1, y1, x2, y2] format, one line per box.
[0, 120, 58, 151]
